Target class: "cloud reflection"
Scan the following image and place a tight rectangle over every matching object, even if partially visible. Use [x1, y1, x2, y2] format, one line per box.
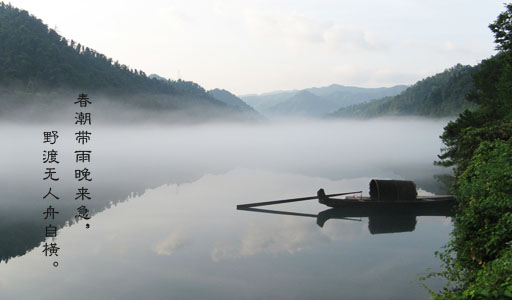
[211, 215, 366, 262]
[153, 232, 186, 256]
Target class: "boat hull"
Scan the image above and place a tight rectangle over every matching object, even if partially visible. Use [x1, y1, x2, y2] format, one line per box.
[320, 196, 455, 210]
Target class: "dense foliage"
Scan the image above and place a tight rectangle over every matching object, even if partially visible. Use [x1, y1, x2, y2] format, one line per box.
[436, 53, 512, 175]
[331, 64, 477, 118]
[426, 4, 512, 299]
[427, 141, 512, 299]
[0, 2, 249, 121]
[0, 2, 208, 95]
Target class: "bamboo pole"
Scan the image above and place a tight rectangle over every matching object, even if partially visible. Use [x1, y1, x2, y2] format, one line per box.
[236, 191, 362, 208]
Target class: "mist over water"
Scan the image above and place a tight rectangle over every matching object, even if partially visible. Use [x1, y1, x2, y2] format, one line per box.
[1, 118, 451, 202]
[0, 118, 452, 299]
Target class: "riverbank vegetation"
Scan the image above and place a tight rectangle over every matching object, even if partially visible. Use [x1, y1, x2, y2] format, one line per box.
[424, 4, 512, 299]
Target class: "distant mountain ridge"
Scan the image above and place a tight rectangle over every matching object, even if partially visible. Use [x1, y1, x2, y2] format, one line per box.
[148, 74, 168, 81]
[267, 90, 326, 117]
[330, 64, 477, 118]
[241, 84, 408, 118]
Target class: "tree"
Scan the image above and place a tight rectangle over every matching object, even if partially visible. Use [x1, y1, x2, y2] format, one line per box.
[436, 3, 512, 175]
[489, 3, 512, 51]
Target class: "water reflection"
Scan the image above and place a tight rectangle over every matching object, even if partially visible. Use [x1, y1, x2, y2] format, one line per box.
[0, 120, 453, 299]
[368, 215, 417, 234]
[238, 201, 454, 234]
[0, 167, 452, 299]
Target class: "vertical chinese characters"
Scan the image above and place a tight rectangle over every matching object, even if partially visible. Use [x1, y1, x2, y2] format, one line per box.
[74, 93, 93, 224]
[42, 130, 60, 263]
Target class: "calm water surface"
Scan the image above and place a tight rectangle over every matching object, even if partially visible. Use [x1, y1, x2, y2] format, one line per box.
[0, 119, 452, 299]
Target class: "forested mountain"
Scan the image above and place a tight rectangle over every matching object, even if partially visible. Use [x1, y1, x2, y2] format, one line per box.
[0, 3, 254, 121]
[241, 84, 407, 118]
[207, 89, 260, 116]
[330, 64, 477, 118]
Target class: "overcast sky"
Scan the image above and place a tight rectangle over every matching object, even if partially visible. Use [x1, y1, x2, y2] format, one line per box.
[8, 0, 505, 95]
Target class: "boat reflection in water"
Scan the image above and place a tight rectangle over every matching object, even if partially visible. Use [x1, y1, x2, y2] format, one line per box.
[237, 179, 455, 235]
[237, 203, 454, 234]
[316, 202, 454, 234]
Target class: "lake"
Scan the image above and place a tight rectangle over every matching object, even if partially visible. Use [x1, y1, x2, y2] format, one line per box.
[0, 119, 453, 299]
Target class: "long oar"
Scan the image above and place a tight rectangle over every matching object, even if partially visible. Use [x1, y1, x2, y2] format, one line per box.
[236, 191, 362, 209]
[238, 206, 318, 218]
[238, 206, 362, 223]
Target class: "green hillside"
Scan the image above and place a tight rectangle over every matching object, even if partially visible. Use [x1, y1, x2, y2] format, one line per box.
[0, 2, 252, 120]
[330, 64, 478, 118]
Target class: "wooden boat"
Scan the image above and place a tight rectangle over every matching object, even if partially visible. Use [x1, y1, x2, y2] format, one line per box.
[315, 203, 454, 229]
[236, 179, 455, 234]
[237, 179, 456, 211]
[317, 179, 455, 210]
[317, 188, 455, 210]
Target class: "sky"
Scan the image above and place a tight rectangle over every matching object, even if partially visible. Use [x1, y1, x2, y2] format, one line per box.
[7, 0, 506, 95]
